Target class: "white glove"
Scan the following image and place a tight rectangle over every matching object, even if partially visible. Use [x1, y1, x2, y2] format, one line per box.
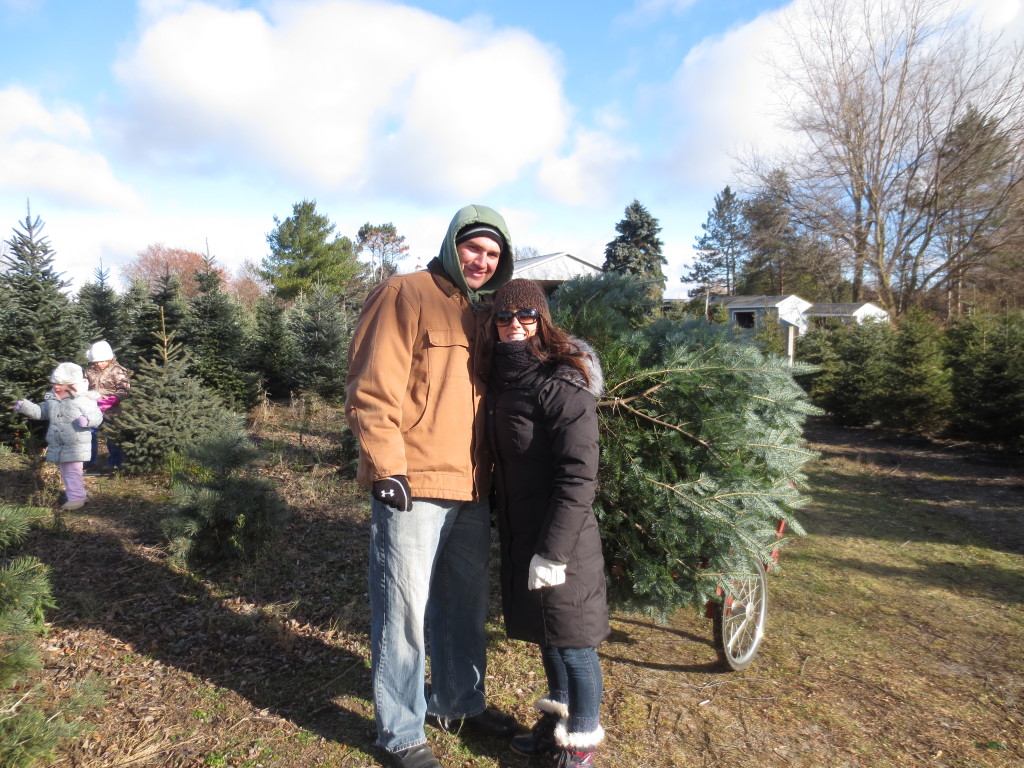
[528, 554, 567, 590]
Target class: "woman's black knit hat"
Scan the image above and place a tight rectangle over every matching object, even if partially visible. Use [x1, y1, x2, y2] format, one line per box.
[492, 279, 551, 323]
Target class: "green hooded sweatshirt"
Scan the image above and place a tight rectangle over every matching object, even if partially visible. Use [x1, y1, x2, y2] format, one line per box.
[435, 204, 515, 306]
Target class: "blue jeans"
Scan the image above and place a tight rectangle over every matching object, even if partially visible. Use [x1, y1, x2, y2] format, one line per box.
[541, 645, 603, 733]
[368, 496, 491, 753]
[89, 427, 123, 468]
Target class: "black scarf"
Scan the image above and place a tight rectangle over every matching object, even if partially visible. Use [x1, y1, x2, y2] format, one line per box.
[492, 340, 544, 389]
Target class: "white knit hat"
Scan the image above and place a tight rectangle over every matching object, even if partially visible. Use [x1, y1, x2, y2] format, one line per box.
[86, 340, 115, 363]
[50, 362, 87, 391]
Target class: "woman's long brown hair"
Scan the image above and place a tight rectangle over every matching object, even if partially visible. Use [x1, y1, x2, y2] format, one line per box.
[524, 315, 592, 387]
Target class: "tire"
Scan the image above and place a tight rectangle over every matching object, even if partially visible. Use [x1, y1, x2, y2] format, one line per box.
[712, 557, 768, 671]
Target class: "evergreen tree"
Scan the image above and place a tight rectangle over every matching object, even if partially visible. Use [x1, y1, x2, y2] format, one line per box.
[946, 310, 1024, 449]
[814, 321, 895, 427]
[684, 186, 747, 297]
[115, 280, 156, 369]
[602, 200, 667, 305]
[76, 265, 124, 350]
[261, 200, 365, 301]
[0, 207, 86, 440]
[555, 273, 818, 616]
[123, 273, 191, 370]
[551, 272, 657, 348]
[793, 326, 844, 406]
[110, 317, 238, 473]
[286, 283, 352, 400]
[182, 258, 259, 408]
[163, 417, 289, 566]
[151, 272, 192, 334]
[737, 173, 811, 297]
[879, 310, 951, 434]
[246, 296, 299, 398]
[0, 503, 93, 767]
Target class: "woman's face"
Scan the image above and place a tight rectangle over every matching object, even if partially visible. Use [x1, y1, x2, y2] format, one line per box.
[496, 308, 540, 343]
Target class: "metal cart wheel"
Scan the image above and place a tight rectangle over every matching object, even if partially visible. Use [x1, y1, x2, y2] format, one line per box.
[712, 557, 768, 671]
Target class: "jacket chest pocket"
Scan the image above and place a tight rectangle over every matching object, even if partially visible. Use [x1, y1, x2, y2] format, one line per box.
[425, 328, 472, 380]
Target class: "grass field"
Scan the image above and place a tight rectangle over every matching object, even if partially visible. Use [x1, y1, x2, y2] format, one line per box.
[3, 404, 1022, 767]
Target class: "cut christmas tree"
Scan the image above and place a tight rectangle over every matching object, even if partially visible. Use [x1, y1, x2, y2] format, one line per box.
[554, 273, 819, 618]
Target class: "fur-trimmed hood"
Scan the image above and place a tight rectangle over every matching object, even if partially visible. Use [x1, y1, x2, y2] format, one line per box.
[552, 336, 604, 400]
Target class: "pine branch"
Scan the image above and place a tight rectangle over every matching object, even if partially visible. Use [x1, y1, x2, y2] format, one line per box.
[606, 398, 717, 453]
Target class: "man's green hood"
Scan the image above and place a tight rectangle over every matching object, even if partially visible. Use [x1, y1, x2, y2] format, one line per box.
[438, 204, 514, 306]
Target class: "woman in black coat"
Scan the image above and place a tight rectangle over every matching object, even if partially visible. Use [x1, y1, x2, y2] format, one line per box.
[486, 279, 609, 768]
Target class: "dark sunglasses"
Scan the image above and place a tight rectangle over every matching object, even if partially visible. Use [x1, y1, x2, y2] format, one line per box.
[495, 308, 540, 326]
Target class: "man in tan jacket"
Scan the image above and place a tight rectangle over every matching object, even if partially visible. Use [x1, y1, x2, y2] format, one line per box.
[346, 204, 516, 768]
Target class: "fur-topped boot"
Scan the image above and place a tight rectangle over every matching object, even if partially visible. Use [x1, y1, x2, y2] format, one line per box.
[552, 722, 604, 767]
[509, 698, 568, 757]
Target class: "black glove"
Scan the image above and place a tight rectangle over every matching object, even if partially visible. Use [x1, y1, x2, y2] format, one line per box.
[372, 475, 413, 511]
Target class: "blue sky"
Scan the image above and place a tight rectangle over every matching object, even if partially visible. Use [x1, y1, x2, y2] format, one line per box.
[1, 0, 1021, 297]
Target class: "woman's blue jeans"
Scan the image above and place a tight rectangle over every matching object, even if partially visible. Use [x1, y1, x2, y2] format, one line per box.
[368, 496, 491, 753]
[541, 645, 603, 733]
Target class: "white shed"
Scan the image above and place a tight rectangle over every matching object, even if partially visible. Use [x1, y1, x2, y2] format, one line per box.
[806, 302, 890, 325]
[708, 295, 814, 335]
[512, 252, 604, 293]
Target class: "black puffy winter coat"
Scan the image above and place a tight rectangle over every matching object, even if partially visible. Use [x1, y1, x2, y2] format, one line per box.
[486, 339, 610, 649]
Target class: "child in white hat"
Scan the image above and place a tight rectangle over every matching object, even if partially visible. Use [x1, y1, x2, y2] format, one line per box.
[83, 340, 132, 471]
[11, 363, 103, 510]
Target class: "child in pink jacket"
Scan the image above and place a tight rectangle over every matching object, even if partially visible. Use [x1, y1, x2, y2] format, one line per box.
[83, 340, 132, 471]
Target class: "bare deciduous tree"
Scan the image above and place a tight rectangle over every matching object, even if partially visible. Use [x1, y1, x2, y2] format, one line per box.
[749, 0, 1024, 315]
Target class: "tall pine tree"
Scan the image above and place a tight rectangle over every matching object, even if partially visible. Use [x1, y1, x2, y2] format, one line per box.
[603, 200, 667, 305]
[286, 283, 352, 400]
[684, 186, 747, 297]
[182, 257, 259, 408]
[76, 265, 124, 350]
[357, 222, 409, 286]
[261, 200, 365, 301]
[880, 310, 951, 434]
[115, 280, 156, 369]
[245, 296, 299, 398]
[946, 309, 1024, 449]
[0, 206, 86, 440]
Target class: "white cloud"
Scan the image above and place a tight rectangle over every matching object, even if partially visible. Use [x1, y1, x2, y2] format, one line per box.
[40, 208, 269, 291]
[660, 0, 1024, 195]
[662, 9, 793, 190]
[537, 128, 638, 206]
[967, 0, 1024, 41]
[616, 0, 700, 27]
[0, 87, 141, 210]
[113, 0, 571, 200]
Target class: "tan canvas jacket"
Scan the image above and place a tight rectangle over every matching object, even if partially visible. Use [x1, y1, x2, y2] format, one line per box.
[345, 266, 496, 501]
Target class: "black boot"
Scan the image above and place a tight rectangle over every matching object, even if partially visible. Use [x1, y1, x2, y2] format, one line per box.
[510, 713, 559, 757]
[509, 698, 567, 757]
